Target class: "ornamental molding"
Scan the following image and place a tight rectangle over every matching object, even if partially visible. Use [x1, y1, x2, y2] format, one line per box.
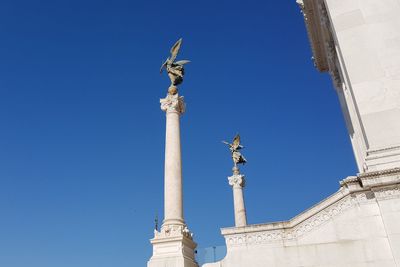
[154, 224, 194, 240]
[367, 145, 400, 156]
[317, 1, 329, 27]
[160, 93, 185, 114]
[358, 167, 400, 179]
[373, 186, 400, 200]
[325, 40, 336, 62]
[330, 68, 342, 89]
[339, 176, 360, 187]
[297, 0, 329, 72]
[297, 0, 344, 90]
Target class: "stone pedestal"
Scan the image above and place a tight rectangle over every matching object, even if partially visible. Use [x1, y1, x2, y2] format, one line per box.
[148, 225, 198, 267]
[228, 167, 247, 227]
[148, 90, 198, 267]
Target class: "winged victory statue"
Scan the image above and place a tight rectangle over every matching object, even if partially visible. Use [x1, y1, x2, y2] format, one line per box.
[223, 134, 247, 167]
[160, 38, 190, 93]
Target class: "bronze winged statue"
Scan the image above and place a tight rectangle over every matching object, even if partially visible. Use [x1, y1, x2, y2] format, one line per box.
[223, 134, 247, 167]
[160, 38, 190, 89]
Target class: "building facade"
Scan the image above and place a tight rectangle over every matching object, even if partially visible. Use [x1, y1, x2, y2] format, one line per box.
[204, 0, 400, 266]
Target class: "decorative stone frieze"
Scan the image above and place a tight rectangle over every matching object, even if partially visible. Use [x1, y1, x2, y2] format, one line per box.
[374, 186, 400, 200]
[154, 224, 194, 240]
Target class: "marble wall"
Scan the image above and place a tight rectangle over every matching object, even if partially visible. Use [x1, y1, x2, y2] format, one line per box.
[204, 170, 400, 267]
[325, 0, 400, 171]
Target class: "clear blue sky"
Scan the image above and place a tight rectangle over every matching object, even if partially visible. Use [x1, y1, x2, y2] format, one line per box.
[0, 0, 357, 266]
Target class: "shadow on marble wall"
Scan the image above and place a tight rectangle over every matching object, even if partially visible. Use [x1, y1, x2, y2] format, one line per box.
[195, 245, 226, 265]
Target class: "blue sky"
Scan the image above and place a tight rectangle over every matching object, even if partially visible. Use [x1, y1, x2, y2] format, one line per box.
[0, 0, 357, 266]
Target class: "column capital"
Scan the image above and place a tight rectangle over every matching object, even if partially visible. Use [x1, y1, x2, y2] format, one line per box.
[228, 173, 245, 188]
[160, 90, 185, 114]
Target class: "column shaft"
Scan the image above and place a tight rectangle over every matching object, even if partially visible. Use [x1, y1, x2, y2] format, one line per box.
[164, 110, 184, 225]
[233, 185, 247, 227]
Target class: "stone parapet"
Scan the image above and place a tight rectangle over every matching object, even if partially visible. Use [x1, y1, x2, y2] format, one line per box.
[210, 169, 400, 266]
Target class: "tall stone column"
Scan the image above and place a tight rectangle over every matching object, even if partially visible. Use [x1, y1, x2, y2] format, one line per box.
[147, 88, 198, 267]
[228, 166, 247, 227]
[162, 92, 185, 226]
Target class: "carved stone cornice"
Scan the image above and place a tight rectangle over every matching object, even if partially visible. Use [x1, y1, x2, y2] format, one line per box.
[297, 0, 329, 72]
[297, 0, 344, 91]
[358, 167, 400, 179]
[160, 93, 185, 114]
[340, 168, 400, 191]
[324, 39, 342, 89]
[325, 40, 336, 62]
[357, 168, 400, 189]
[317, 0, 329, 27]
[339, 175, 361, 190]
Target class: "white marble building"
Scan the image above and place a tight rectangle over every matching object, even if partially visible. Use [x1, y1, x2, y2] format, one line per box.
[203, 0, 400, 266]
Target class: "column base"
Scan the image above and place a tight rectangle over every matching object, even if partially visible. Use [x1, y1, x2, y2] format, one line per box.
[163, 218, 185, 225]
[148, 224, 198, 267]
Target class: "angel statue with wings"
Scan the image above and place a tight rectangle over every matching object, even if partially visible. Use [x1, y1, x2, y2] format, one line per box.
[160, 38, 190, 93]
[223, 134, 247, 167]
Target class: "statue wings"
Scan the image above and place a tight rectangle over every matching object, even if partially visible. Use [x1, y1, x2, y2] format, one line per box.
[232, 134, 241, 150]
[170, 39, 190, 66]
[160, 38, 190, 73]
[169, 38, 182, 63]
[222, 134, 244, 151]
[223, 134, 247, 166]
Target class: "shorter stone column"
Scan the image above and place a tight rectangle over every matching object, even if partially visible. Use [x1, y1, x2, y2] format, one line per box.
[228, 166, 247, 227]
